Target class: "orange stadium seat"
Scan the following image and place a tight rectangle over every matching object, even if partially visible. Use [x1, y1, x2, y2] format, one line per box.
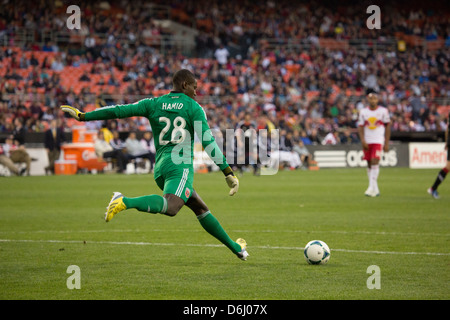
[91, 85, 102, 95]
[72, 84, 83, 95]
[306, 91, 320, 100]
[285, 64, 300, 73]
[437, 106, 450, 115]
[84, 104, 96, 112]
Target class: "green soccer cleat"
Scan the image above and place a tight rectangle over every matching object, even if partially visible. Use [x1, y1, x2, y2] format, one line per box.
[236, 238, 249, 261]
[105, 192, 127, 222]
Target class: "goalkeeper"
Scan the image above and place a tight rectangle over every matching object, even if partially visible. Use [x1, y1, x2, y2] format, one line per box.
[61, 69, 248, 261]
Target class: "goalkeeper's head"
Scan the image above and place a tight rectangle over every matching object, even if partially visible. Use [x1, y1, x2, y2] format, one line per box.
[173, 69, 197, 100]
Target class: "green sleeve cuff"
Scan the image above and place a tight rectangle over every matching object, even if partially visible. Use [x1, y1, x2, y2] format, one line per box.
[222, 166, 234, 176]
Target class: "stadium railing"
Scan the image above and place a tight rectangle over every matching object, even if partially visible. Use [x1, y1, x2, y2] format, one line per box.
[1, 27, 196, 55]
[257, 37, 446, 52]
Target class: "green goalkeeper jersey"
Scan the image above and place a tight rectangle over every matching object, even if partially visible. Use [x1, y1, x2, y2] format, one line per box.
[84, 92, 229, 178]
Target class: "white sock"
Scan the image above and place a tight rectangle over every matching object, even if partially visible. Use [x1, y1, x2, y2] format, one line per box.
[371, 165, 380, 192]
[367, 167, 372, 190]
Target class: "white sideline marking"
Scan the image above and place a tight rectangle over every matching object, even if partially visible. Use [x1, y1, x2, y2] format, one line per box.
[0, 239, 449, 256]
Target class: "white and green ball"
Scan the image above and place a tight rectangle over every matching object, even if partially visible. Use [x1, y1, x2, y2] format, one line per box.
[304, 240, 330, 265]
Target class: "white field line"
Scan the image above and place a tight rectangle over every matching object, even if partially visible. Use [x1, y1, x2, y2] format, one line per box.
[0, 228, 448, 237]
[0, 238, 449, 256]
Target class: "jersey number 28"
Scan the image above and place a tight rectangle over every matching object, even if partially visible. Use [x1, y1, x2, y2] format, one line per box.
[158, 116, 187, 145]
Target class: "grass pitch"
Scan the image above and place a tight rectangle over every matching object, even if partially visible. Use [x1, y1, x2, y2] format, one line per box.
[0, 168, 449, 300]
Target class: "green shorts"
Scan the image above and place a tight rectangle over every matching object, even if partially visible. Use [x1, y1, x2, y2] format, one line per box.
[155, 166, 194, 203]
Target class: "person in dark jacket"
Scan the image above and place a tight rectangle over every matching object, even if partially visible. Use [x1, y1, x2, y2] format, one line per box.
[44, 119, 64, 174]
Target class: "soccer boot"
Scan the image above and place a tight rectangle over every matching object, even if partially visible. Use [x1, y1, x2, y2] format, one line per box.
[427, 188, 439, 199]
[105, 192, 127, 222]
[372, 188, 380, 197]
[365, 187, 379, 197]
[364, 187, 373, 197]
[235, 238, 249, 261]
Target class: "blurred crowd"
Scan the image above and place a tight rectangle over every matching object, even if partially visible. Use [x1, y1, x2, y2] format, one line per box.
[2, 0, 449, 45]
[1, 0, 450, 152]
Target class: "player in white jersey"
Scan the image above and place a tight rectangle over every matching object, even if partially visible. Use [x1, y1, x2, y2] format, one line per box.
[357, 92, 391, 197]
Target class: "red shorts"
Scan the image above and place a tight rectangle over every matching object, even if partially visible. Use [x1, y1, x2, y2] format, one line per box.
[363, 144, 383, 161]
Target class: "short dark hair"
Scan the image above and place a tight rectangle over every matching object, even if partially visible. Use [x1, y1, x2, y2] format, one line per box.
[366, 88, 378, 96]
[172, 69, 195, 89]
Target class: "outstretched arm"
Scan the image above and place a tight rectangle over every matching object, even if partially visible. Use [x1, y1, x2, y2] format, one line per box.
[61, 99, 154, 121]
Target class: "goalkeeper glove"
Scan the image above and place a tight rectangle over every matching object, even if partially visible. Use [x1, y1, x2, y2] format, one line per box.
[223, 166, 239, 196]
[60, 105, 85, 121]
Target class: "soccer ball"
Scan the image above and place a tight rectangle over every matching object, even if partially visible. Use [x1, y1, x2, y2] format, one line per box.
[304, 240, 331, 265]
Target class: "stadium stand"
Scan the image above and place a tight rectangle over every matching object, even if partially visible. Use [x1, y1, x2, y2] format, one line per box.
[0, 0, 449, 151]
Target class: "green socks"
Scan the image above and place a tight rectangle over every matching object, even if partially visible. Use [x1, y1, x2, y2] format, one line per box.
[197, 211, 241, 254]
[122, 195, 167, 214]
[121, 197, 240, 255]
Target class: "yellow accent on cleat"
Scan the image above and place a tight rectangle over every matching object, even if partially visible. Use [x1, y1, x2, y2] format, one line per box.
[236, 238, 247, 250]
[105, 192, 127, 222]
[235, 238, 249, 261]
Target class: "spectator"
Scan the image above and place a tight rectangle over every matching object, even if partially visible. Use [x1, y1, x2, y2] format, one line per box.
[44, 119, 64, 175]
[6, 133, 34, 175]
[109, 130, 127, 152]
[79, 71, 91, 82]
[339, 128, 360, 144]
[139, 131, 156, 171]
[29, 54, 39, 66]
[12, 118, 27, 147]
[99, 124, 114, 143]
[0, 135, 28, 176]
[125, 132, 155, 170]
[293, 140, 312, 169]
[214, 44, 230, 65]
[279, 130, 301, 169]
[94, 130, 128, 173]
[322, 130, 340, 145]
[299, 130, 312, 145]
[0, 139, 23, 176]
[51, 56, 64, 72]
[309, 128, 323, 145]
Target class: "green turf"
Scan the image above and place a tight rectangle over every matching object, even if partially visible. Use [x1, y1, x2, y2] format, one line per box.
[0, 168, 449, 300]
